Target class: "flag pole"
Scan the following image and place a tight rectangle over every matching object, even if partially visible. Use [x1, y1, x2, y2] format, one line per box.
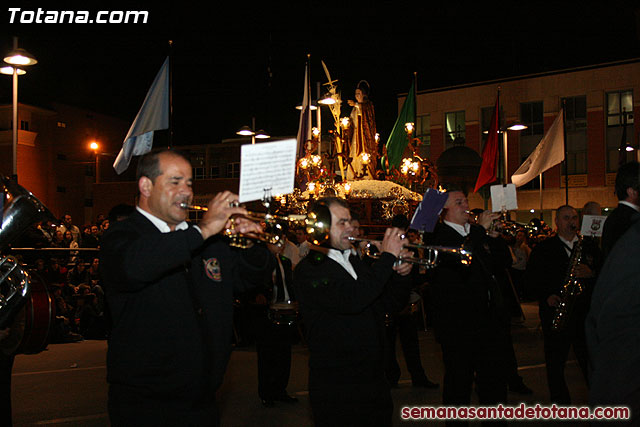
[562, 101, 568, 204]
[539, 174, 543, 219]
[413, 71, 418, 124]
[168, 40, 174, 149]
[307, 53, 312, 139]
[619, 108, 628, 167]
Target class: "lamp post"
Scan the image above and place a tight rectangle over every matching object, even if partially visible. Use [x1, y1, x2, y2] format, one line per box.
[501, 123, 527, 184]
[2, 37, 37, 181]
[484, 123, 527, 185]
[236, 117, 270, 145]
[89, 141, 100, 183]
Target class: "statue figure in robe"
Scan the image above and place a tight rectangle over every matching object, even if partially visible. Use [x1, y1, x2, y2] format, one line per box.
[346, 80, 377, 179]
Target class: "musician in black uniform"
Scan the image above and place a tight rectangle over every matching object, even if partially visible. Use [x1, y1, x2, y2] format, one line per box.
[384, 214, 438, 389]
[100, 150, 269, 426]
[0, 326, 18, 427]
[294, 197, 412, 427]
[423, 187, 511, 423]
[601, 161, 640, 258]
[525, 205, 602, 404]
[251, 242, 298, 407]
[586, 217, 640, 424]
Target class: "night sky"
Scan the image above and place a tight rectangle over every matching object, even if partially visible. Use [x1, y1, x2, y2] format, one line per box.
[2, 2, 640, 150]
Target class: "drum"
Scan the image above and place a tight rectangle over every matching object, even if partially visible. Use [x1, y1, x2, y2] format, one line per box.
[267, 302, 299, 326]
[15, 271, 55, 355]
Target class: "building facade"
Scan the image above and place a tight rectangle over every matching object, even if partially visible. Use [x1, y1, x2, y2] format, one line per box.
[0, 102, 130, 226]
[410, 58, 640, 222]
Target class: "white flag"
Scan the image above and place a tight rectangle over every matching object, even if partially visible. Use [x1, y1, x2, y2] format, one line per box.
[295, 61, 312, 156]
[113, 57, 170, 174]
[511, 109, 565, 187]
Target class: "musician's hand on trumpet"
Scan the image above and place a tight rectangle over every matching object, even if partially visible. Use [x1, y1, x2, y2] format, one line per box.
[380, 227, 406, 258]
[477, 210, 501, 230]
[393, 248, 414, 276]
[196, 191, 261, 240]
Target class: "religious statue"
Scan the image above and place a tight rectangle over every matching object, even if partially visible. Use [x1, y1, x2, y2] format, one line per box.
[346, 80, 377, 179]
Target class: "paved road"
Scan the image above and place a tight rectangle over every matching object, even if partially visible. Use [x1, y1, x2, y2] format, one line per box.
[11, 302, 590, 426]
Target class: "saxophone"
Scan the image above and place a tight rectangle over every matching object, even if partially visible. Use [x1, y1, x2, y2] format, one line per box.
[550, 234, 583, 332]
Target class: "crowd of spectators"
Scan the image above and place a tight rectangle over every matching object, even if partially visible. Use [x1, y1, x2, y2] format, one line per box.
[12, 213, 112, 343]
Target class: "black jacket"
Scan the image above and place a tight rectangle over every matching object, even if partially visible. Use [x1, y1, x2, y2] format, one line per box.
[247, 253, 295, 305]
[100, 211, 270, 400]
[423, 222, 511, 344]
[525, 234, 602, 331]
[586, 220, 640, 405]
[294, 250, 411, 382]
[601, 203, 640, 258]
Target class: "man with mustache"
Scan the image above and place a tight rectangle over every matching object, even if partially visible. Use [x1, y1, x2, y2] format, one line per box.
[101, 149, 270, 426]
[525, 205, 602, 404]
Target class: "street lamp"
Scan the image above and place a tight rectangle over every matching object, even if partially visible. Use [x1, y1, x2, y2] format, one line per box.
[484, 123, 528, 184]
[236, 118, 270, 145]
[501, 123, 527, 184]
[1, 37, 37, 181]
[89, 141, 100, 183]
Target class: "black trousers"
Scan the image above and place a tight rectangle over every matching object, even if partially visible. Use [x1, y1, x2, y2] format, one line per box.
[255, 318, 293, 400]
[108, 385, 219, 427]
[542, 325, 589, 404]
[440, 334, 509, 427]
[385, 313, 428, 384]
[309, 369, 393, 427]
[0, 352, 14, 427]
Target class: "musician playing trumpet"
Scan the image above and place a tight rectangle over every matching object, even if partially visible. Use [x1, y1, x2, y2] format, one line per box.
[524, 205, 602, 404]
[101, 149, 272, 426]
[422, 185, 513, 423]
[294, 196, 413, 427]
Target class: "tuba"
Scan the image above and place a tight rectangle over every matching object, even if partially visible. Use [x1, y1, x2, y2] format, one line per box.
[550, 234, 583, 332]
[0, 176, 57, 354]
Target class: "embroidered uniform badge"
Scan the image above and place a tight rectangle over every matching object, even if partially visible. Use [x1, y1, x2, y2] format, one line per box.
[203, 257, 222, 282]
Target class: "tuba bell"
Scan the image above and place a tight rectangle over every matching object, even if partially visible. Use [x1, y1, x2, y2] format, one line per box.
[0, 176, 57, 354]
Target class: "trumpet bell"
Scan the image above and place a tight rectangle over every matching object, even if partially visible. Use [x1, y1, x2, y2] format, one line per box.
[305, 202, 331, 246]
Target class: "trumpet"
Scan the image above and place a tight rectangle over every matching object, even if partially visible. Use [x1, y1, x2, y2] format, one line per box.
[467, 210, 541, 237]
[347, 237, 472, 268]
[488, 219, 542, 237]
[179, 203, 306, 248]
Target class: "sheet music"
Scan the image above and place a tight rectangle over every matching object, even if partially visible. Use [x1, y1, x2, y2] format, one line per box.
[490, 184, 518, 212]
[581, 215, 607, 237]
[239, 139, 297, 203]
[410, 188, 448, 232]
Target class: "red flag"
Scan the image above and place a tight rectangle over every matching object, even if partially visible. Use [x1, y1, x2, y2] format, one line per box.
[474, 95, 500, 193]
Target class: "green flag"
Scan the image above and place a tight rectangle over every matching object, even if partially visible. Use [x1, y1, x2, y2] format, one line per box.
[384, 81, 416, 169]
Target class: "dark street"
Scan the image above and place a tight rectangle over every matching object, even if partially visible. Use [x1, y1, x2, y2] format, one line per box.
[11, 302, 589, 426]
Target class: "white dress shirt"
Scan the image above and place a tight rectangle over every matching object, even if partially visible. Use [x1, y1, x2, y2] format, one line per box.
[327, 248, 358, 280]
[444, 220, 470, 237]
[136, 207, 190, 233]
